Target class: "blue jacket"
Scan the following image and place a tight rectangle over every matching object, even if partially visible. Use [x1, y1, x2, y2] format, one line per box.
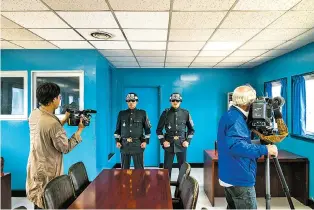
[217, 106, 268, 186]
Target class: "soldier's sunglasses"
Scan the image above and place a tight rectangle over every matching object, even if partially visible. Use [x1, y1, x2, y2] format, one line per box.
[171, 100, 180, 102]
[127, 100, 136, 103]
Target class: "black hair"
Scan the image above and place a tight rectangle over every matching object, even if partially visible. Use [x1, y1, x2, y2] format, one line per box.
[36, 82, 60, 106]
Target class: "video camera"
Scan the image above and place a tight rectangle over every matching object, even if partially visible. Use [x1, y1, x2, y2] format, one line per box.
[66, 108, 97, 126]
[249, 96, 285, 136]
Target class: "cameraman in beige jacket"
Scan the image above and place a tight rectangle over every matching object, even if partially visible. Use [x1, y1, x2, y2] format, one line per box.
[26, 82, 85, 209]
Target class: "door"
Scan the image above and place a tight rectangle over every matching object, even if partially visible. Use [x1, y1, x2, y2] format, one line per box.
[123, 87, 160, 167]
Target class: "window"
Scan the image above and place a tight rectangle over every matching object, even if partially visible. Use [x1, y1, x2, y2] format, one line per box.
[0, 71, 28, 120]
[32, 71, 84, 118]
[271, 82, 282, 98]
[305, 75, 314, 135]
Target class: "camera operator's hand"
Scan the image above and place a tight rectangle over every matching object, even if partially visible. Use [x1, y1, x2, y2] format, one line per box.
[116, 142, 122, 149]
[266, 144, 278, 157]
[78, 118, 85, 130]
[60, 111, 71, 126]
[140, 142, 147, 149]
[163, 141, 170, 148]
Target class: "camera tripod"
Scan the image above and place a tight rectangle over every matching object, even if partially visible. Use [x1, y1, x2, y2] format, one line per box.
[263, 141, 295, 210]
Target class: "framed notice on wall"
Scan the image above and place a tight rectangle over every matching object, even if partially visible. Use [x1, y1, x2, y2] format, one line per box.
[227, 92, 233, 110]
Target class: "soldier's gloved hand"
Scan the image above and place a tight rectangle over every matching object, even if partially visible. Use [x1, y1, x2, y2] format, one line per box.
[182, 141, 189, 148]
[141, 142, 147, 149]
[116, 142, 122, 149]
[163, 141, 170, 148]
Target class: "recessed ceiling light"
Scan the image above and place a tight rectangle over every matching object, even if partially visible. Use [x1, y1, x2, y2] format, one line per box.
[90, 31, 114, 40]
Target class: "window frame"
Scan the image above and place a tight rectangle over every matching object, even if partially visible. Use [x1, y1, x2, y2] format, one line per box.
[291, 71, 314, 141]
[0, 71, 28, 121]
[31, 71, 84, 119]
[304, 74, 314, 136]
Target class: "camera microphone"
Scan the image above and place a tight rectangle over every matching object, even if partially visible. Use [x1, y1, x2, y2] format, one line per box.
[272, 96, 285, 107]
[84, 109, 97, 113]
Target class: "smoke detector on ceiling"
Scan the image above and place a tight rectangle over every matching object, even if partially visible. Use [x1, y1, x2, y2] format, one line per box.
[90, 31, 114, 40]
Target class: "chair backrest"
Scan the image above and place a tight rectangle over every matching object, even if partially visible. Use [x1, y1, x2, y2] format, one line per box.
[180, 176, 199, 209]
[177, 162, 191, 183]
[43, 175, 75, 209]
[68, 161, 89, 197]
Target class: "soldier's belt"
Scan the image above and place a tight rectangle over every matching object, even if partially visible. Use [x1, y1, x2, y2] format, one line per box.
[122, 137, 140, 143]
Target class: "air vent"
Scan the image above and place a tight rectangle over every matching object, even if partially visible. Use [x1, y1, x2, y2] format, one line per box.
[90, 31, 114, 40]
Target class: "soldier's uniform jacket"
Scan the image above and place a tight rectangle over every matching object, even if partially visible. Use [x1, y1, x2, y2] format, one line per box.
[156, 107, 195, 153]
[114, 108, 151, 154]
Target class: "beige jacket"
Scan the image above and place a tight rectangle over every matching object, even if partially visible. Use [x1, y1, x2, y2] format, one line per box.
[26, 108, 82, 208]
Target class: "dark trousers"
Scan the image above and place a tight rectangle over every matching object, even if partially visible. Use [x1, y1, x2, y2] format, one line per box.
[224, 186, 257, 209]
[164, 150, 186, 177]
[121, 153, 144, 169]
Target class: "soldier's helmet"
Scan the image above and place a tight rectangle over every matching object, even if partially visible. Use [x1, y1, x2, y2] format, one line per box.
[169, 93, 182, 102]
[126, 93, 139, 102]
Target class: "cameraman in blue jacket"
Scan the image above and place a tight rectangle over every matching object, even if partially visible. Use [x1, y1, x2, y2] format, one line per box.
[217, 85, 278, 209]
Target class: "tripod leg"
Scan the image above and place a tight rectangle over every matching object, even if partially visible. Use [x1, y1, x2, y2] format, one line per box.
[265, 155, 271, 210]
[272, 157, 295, 209]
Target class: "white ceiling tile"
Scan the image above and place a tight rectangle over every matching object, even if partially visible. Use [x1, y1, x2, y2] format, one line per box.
[233, 0, 300, 11]
[171, 12, 226, 29]
[42, 0, 109, 11]
[165, 63, 190, 67]
[173, 0, 236, 11]
[99, 49, 133, 56]
[130, 41, 166, 50]
[1, 29, 43, 40]
[167, 51, 199, 57]
[240, 40, 285, 49]
[220, 11, 284, 28]
[11, 41, 58, 49]
[1, 0, 49, 11]
[77, 29, 125, 41]
[215, 62, 243, 67]
[211, 29, 261, 41]
[116, 12, 169, 29]
[51, 41, 93, 49]
[199, 50, 231, 56]
[107, 57, 136, 62]
[57, 12, 118, 28]
[137, 57, 165, 62]
[1, 16, 22, 28]
[275, 40, 312, 50]
[203, 41, 243, 51]
[194, 56, 225, 62]
[252, 29, 307, 41]
[250, 56, 275, 63]
[190, 62, 217, 67]
[292, 0, 314, 11]
[29, 29, 83, 40]
[112, 61, 139, 67]
[124, 29, 167, 41]
[166, 57, 195, 62]
[133, 50, 165, 56]
[2, 12, 69, 28]
[169, 29, 214, 41]
[1, 41, 23, 49]
[269, 11, 314, 28]
[230, 50, 267, 57]
[140, 63, 165, 67]
[91, 41, 129, 49]
[240, 62, 263, 68]
[223, 56, 255, 62]
[260, 49, 291, 57]
[292, 28, 314, 41]
[109, 0, 170, 11]
[168, 42, 205, 50]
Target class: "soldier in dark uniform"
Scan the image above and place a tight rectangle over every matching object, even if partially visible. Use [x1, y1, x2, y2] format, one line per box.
[114, 93, 152, 169]
[156, 93, 195, 177]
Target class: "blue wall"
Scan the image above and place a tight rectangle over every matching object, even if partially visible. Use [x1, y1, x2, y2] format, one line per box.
[0, 49, 113, 190]
[111, 68, 251, 164]
[251, 42, 314, 199]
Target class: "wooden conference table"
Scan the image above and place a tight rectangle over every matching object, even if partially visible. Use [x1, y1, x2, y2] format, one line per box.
[68, 169, 173, 209]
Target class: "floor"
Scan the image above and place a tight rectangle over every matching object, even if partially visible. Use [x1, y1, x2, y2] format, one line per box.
[12, 168, 310, 209]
